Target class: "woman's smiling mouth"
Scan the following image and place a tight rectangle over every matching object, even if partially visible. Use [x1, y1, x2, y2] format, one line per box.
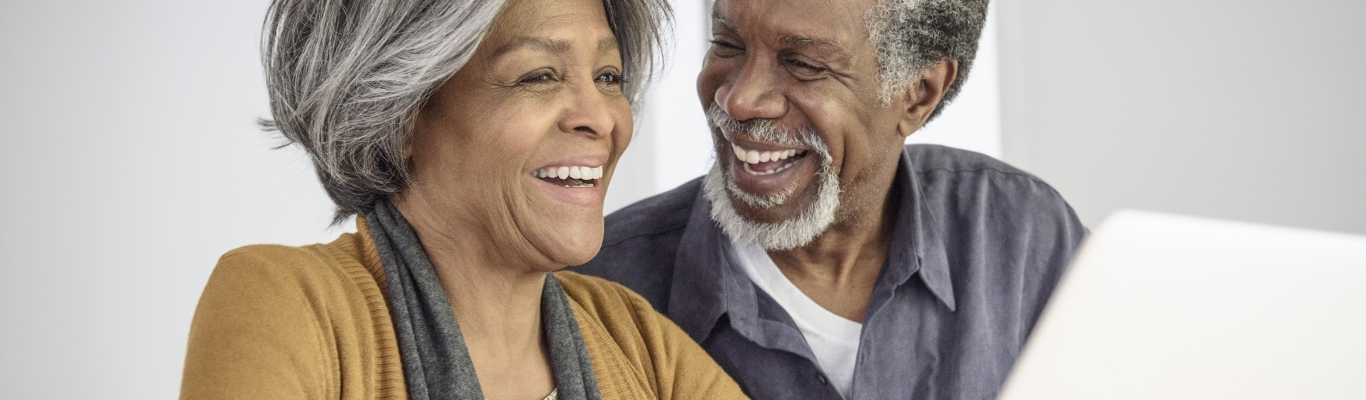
[533, 165, 604, 187]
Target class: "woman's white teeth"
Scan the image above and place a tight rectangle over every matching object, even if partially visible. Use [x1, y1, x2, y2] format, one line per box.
[731, 144, 802, 165]
[534, 165, 604, 180]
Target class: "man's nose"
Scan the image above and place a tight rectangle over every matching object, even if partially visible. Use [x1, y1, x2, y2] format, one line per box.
[714, 58, 787, 122]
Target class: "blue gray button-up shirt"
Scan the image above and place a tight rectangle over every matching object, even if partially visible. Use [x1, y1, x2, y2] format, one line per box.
[574, 144, 1087, 399]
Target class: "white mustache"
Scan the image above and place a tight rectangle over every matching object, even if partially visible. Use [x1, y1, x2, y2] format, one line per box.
[705, 104, 820, 148]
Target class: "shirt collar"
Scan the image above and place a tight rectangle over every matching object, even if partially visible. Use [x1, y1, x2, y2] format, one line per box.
[667, 146, 957, 342]
[881, 148, 956, 311]
[667, 195, 751, 342]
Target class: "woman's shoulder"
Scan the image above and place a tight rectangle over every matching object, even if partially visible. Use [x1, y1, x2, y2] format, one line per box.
[199, 233, 389, 331]
[214, 233, 374, 289]
[185, 233, 404, 399]
[554, 270, 749, 400]
[554, 270, 658, 323]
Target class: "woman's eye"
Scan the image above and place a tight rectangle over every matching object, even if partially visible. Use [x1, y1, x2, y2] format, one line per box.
[595, 72, 623, 85]
[518, 71, 555, 84]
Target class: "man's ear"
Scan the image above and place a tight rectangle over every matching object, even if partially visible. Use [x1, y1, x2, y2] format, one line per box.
[896, 60, 958, 138]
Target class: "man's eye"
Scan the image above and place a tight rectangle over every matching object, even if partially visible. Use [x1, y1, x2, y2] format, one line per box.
[709, 39, 743, 56]
[787, 59, 827, 74]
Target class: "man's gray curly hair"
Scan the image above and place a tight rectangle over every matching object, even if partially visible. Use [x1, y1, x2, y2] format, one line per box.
[867, 0, 989, 121]
[261, 0, 670, 224]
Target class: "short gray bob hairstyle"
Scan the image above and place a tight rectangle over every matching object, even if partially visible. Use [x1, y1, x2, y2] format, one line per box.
[261, 0, 670, 223]
[867, 0, 988, 121]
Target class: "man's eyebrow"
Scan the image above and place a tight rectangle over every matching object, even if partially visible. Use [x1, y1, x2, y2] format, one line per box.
[711, 9, 734, 32]
[781, 36, 845, 51]
[782, 35, 852, 59]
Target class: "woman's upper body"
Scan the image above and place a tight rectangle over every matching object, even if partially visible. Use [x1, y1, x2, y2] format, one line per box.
[182, 0, 747, 397]
[181, 217, 745, 400]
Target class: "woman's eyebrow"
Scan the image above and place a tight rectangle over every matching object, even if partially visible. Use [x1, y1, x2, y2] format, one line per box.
[492, 37, 572, 58]
[491, 37, 618, 59]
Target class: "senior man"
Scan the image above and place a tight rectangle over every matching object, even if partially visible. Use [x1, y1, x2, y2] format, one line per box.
[576, 0, 1085, 398]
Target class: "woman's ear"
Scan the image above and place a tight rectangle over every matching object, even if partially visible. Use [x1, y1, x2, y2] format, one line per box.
[897, 59, 958, 138]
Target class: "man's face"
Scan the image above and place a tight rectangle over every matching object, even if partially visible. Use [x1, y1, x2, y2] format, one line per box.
[698, 0, 911, 246]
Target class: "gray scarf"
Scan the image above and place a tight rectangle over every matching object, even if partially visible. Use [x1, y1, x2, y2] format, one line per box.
[364, 199, 602, 400]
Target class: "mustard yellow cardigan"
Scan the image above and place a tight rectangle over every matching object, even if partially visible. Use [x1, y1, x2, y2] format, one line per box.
[181, 219, 746, 399]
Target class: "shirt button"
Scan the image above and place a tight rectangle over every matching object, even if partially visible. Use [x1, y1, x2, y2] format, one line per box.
[817, 374, 829, 386]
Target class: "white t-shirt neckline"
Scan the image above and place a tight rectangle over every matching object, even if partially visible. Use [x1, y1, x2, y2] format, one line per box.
[730, 239, 862, 399]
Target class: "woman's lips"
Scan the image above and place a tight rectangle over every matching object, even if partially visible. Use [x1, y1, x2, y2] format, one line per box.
[529, 173, 604, 206]
[532, 165, 604, 183]
[529, 157, 608, 207]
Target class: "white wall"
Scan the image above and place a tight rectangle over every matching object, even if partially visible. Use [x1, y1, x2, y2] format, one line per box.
[997, 0, 1366, 234]
[0, 1, 341, 398]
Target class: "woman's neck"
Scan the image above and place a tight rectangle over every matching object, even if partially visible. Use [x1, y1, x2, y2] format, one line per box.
[390, 195, 557, 399]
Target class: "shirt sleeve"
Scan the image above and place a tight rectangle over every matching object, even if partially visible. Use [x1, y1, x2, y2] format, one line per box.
[180, 248, 334, 400]
[1016, 179, 1089, 342]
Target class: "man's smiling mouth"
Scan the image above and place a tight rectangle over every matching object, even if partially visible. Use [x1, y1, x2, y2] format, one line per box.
[731, 143, 810, 176]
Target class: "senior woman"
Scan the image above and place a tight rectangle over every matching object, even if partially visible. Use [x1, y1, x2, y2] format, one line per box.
[180, 0, 746, 399]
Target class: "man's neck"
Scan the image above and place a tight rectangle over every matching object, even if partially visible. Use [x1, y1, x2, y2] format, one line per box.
[767, 171, 901, 322]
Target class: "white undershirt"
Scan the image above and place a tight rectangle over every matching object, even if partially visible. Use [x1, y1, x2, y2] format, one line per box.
[730, 239, 862, 399]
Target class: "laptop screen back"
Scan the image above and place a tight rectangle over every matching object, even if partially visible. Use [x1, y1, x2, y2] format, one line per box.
[998, 210, 1366, 400]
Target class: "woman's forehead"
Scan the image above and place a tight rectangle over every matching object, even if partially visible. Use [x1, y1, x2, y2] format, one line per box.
[482, 0, 618, 57]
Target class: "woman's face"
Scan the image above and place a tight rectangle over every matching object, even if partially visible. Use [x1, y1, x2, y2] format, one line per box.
[406, 0, 631, 268]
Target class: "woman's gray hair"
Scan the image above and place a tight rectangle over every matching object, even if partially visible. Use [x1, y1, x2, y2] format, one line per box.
[261, 0, 670, 223]
[867, 0, 988, 121]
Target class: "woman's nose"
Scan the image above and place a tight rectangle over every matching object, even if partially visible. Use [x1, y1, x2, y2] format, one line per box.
[557, 81, 616, 139]
[714, 58, 787, 122]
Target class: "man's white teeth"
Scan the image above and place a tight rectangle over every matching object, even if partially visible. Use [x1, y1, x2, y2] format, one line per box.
[533, 165, 604, 180]
[731, 144, 801, 165]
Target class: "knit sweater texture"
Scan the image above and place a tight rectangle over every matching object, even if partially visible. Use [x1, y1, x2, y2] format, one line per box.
[181, 218, 746, 400]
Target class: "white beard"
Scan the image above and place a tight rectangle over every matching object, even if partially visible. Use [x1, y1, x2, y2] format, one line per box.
[702, 105, 841, 251]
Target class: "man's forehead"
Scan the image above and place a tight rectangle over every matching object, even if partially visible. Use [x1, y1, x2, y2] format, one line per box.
[712, 0, 873, 49]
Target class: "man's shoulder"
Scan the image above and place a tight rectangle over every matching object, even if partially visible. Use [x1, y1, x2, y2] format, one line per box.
[573, 177, 705, 310]
[601, 177, 703, 247]
[905, 144, 1039, 182]
[905, 143, 1085, 262]
[905, 144, 1070, 210]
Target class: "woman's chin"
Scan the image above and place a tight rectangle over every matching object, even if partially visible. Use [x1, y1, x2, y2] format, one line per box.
[524, 219, 605, 268]
[541, 240, 603, 268]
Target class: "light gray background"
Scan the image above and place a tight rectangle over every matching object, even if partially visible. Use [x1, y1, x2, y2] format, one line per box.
[997, 0, 1366, 233]
[1, 0, 1362, 398]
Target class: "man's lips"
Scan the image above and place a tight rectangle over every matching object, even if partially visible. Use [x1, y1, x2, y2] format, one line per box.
[727, 139, 816, 195]
[729, 139, 811, 175]
[732, 143, 807, 175]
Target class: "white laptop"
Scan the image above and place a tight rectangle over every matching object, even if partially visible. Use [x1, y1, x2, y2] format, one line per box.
[998, 209, 1366, 400]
